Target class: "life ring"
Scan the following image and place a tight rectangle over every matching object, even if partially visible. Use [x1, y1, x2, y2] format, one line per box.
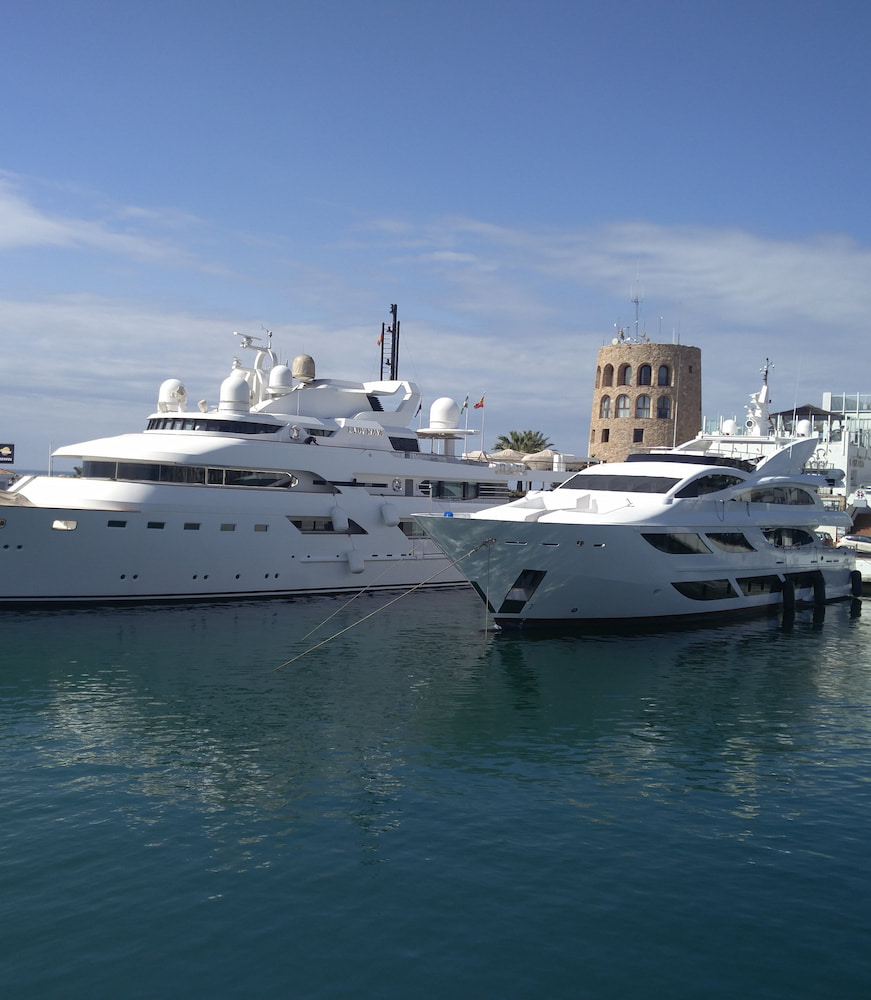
[392, 478, 402, 492]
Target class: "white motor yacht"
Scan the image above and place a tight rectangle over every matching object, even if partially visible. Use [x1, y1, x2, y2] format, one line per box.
[416, 434, 861, 628]
[0, 308, 528, 605]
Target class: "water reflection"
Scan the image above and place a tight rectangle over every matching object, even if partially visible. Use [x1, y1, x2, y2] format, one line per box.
[3, 594, 870, 870]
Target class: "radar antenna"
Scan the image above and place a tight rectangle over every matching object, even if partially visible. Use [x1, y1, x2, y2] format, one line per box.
[234, 331, 265, 351]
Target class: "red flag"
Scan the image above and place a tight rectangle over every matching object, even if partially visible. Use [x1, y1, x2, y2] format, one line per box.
[473, 395, 485, 409]
[377, 330, 383, 346]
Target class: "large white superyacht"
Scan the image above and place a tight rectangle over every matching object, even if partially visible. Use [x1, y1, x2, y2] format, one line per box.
[0, 307, 527, 605]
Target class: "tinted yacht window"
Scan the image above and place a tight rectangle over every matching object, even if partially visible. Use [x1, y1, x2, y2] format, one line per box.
[559, 473, 680, 494]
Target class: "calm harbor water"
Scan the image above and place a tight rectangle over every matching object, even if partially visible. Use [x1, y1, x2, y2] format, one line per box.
[2, 590, 870, 998]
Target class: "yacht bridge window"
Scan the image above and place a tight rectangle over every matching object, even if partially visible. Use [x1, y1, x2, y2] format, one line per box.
[674, 473, 745, 498]
[146, 417, 282, 434]
[82, 460, 299, 490]
[559, 473, 680, 494]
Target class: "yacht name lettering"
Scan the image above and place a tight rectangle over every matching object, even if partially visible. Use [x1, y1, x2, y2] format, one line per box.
[348, 426, 384, 436]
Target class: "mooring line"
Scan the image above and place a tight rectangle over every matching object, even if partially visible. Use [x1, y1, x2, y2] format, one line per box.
[273, 539, 494, 671]
[298, 536, 438, 641]
[298, 561, 401, 641]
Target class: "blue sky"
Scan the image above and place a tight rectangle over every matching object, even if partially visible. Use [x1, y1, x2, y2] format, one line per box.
[2, 0, 870, 465]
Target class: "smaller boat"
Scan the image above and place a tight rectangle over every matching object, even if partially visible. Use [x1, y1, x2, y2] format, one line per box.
[837, 534, 871, 554]
[415, 433, 860, 629]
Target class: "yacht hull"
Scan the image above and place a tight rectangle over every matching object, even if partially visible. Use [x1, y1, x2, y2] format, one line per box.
[0, 491, 468, 605]
[416, 513, 858, 627]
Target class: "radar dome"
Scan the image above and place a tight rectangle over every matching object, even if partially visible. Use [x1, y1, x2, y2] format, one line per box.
[219, 372, 251, 413]
[722, 419, 738, 436]
[268, 364, 294, 391]
[292, 354, 316, 383]
[428, 397, 460, 429]
[797, 419, 813, 437]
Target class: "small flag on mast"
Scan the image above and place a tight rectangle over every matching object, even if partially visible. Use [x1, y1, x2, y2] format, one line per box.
[461, 395, 469, 413]
[473, 394, 485, 409]
[377, 329, 383, 346]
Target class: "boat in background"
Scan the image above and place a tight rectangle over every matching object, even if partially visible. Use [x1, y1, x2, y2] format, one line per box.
[0, 306, 528, 605]
[416, 432, 860, 629]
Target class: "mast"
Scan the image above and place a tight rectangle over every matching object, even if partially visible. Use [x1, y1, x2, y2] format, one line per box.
[380, 303, 400, 380]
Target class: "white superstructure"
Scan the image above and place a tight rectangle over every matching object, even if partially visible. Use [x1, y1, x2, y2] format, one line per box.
[0, 312, 528, 605]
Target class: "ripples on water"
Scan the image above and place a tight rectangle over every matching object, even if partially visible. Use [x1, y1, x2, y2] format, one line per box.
[2, 592, 870, 998]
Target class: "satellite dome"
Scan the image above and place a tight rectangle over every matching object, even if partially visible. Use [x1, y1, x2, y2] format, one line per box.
[796, 419, 813, 437]
[292, 354, 316, 383]
[722, 418, 738, 436]
[268, 364, 294, 391]
[428, 397, 460, 429]
[219, 372, 251, 413]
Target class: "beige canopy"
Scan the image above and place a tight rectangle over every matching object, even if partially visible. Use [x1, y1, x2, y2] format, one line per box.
[522, 449, 558, 470]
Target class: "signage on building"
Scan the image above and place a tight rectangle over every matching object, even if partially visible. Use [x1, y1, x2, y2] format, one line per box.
[0, 444, 14, 464]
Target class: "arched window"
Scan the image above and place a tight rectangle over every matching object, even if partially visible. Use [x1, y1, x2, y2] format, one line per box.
[658, 365, 671, 386]
[639, 364, 652, 386]
[657, 396, 671, 419]
[602, 364, 614, 387]
[616, 395, 630, 418]
[599, 395, 612, 419]
[635, 395, 651, 419]
[618, 364, 632, 386]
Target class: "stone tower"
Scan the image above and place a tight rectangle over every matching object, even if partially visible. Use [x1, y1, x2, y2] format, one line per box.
[589, 339, 702, 463]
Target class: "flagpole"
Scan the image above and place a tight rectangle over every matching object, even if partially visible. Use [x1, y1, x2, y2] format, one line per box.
[480, 394, 486, 454]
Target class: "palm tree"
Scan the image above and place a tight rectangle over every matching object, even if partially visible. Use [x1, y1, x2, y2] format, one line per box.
[491, 430, 553, 453]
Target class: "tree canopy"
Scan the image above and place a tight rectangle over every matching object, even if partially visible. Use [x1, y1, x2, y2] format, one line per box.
[491, 430, 554, 453]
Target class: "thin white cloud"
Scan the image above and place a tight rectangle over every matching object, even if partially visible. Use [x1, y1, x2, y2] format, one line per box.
[3, 189, 871, 466]
[0, 176, 201, 265]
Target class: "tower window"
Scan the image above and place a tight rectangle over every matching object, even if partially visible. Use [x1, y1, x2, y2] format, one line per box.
[658, 365, 671, 386]
[636, 395, 651, 419]
[639, 364, 652, 385]
[616, 395, 630, 418]
[657, 396, 671, 419]
[600, 395, 612, 419]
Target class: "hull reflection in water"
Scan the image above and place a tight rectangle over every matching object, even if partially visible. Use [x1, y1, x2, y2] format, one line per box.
[3, 592, 870, 999]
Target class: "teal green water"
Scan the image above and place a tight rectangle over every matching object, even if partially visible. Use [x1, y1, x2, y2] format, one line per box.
[2, 592, 870, 998]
